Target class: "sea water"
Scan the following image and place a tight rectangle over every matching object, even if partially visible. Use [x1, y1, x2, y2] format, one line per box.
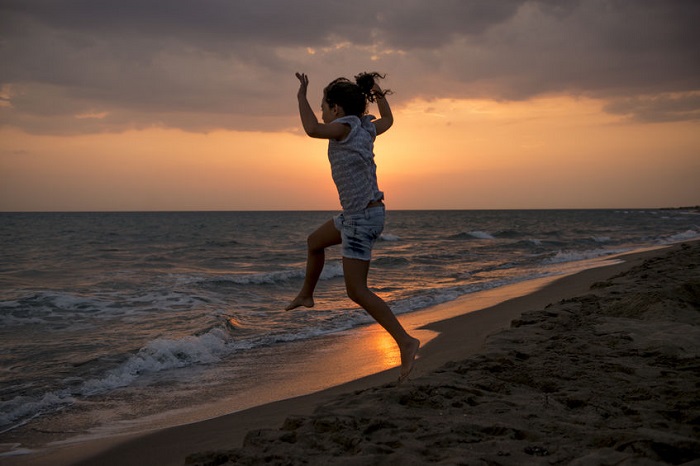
[1, 209, 698, 441]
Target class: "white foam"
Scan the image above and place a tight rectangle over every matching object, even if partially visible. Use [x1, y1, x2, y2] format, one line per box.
[391, 273, 550, 316]
[0, 289, 221, 329]
[662, 229, 700, 244]
[0, 311, 46, 326]
[543, 248, 627, 264]
[226, 269, 305, 285]
[50, 293, 97, 311]
[200, 261, 345, 286]
[469, 231, 495, 240]
[79, 328, 230, 396]
[319, 261, 344, 280]
[0, 392, 75, 433]
[1, 327, 258, 429]
[380, 234, 401, 241]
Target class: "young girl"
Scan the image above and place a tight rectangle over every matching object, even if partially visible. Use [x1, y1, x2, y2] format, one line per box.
[287, 71, 420, 382]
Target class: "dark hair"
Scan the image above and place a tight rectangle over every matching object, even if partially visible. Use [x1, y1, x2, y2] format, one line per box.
[323, 72, 392, 117]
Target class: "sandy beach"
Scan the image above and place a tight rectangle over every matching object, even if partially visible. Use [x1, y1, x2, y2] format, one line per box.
[4, 241, 698, 465]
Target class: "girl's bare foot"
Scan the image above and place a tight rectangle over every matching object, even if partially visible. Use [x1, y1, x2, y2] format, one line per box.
[398, 337, 420, 383]
[285, 295, 314, 311]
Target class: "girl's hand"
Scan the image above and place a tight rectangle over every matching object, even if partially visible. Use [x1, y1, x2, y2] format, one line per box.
[296, 72, 309, 98]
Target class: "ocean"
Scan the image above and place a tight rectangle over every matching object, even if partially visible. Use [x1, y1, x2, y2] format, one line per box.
[1, 209, 698, 446]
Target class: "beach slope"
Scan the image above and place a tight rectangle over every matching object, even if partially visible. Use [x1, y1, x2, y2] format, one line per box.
[188, 242, 700, 465]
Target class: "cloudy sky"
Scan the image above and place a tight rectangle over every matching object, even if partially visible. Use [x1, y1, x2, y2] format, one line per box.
[1, 0, 699, 211]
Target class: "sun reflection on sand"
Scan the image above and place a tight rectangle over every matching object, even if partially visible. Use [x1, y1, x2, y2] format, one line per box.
[371, 329, 401, 370]
[303, 324, 438, 383]
[356, 325, 439, 374]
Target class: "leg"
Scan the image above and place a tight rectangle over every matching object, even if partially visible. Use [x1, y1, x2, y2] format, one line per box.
[286, 219, 342, 311]
[343, 257, 420, 381]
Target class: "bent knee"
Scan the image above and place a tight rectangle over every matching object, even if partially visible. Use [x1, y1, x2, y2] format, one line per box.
[345, 285, 369, 304]
[307, 233, 324, 251]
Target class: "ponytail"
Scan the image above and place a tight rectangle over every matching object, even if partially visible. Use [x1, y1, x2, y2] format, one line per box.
[355, 72, 392, 103]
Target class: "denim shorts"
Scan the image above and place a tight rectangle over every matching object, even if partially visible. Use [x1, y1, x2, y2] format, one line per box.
[333, 205, 385, 261]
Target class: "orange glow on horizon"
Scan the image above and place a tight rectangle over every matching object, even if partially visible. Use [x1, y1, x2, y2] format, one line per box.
[1, 95, 698, 211]
[376, 96, 699, 209]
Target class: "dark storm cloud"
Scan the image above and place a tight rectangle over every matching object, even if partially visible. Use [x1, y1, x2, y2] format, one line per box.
[376, 0, 524, 47]
[1, 0, 698, 134]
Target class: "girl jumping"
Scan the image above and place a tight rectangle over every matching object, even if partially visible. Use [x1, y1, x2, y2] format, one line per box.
[286, 71, 420, 382]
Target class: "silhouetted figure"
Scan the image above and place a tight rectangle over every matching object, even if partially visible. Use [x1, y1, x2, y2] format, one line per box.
[287, 72, 420, 383]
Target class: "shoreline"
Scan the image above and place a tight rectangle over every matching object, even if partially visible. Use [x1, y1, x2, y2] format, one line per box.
[3, 243, 692, 465]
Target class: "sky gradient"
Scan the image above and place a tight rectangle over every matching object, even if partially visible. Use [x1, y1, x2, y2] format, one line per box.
[1, 0, 699, 211]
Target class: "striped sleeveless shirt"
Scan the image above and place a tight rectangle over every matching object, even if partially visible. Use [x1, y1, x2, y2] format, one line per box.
[328, 115, 384, 214]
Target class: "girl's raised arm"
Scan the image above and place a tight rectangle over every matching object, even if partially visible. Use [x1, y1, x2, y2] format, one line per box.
[372, 83, 393, 136]
[296, 73, 348, 140]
